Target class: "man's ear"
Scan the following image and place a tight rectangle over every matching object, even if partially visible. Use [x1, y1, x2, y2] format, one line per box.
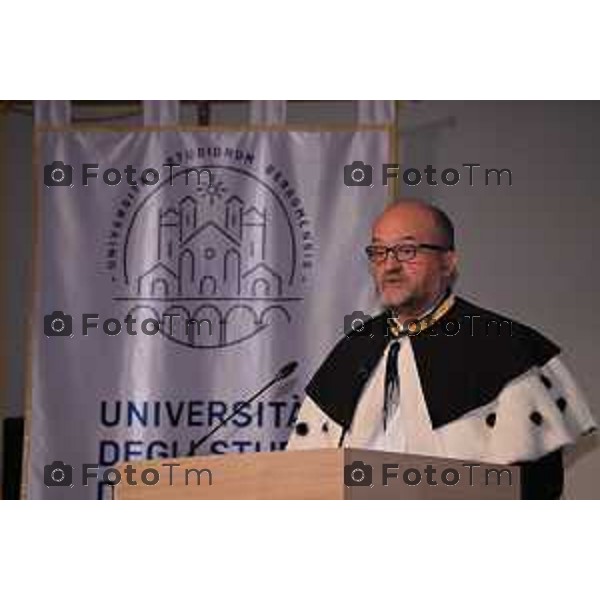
[442, 251, 458, 278]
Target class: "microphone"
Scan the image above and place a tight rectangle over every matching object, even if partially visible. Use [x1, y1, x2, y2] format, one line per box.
[276, 361, 298, 381]
[190, 361, 298, 452]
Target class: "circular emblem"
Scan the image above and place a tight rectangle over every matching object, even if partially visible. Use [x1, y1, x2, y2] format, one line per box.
[106, 152, 314, 349]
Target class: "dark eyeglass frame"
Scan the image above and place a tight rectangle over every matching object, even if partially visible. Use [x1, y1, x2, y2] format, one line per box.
[365, 242, 451, 264]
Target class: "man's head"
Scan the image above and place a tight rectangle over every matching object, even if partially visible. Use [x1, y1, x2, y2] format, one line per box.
[367, 199, 458, 317]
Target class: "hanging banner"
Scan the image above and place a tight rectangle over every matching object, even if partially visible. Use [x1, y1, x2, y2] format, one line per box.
[26, 126, 393, 498]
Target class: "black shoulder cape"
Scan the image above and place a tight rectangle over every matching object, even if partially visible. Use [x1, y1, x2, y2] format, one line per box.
[305, 296, 560, 431]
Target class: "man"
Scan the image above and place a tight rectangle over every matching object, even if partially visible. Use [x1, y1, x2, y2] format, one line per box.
[287, 199, 596, 499]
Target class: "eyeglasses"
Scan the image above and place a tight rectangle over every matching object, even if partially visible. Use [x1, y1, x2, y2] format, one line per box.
[365, 243, 451, 264]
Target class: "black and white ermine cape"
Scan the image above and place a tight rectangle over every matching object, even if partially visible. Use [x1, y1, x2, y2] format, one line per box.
[287, 296, 596, 498]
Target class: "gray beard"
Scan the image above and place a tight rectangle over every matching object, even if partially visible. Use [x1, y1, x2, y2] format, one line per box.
[383, 286, 449, 320]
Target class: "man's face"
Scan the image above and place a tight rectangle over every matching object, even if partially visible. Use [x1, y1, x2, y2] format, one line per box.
[369, 204, 457, 315]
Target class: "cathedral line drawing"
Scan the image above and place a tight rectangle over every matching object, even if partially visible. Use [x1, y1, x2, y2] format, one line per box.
[135, 188, 286, 300]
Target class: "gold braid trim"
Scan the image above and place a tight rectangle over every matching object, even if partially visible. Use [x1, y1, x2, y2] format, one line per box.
[388, 294, 456, 337]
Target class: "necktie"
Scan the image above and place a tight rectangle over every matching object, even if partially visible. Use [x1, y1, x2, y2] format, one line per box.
[383, 340, 401, 431]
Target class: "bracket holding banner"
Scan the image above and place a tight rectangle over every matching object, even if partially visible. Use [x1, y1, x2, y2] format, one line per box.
[142, 101, 180, 126]
[34, 101, 72, 126]
[357, 100, 398, 198]
[249, 101, 287, 125]
[357, 100, 396, 125]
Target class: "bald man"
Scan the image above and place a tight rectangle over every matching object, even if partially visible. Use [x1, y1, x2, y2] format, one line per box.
[287, 199, 596, 499]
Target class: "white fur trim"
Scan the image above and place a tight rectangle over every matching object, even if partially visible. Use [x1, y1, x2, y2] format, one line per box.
[286, 395, 343, 450]
[436, 356, 597, 464]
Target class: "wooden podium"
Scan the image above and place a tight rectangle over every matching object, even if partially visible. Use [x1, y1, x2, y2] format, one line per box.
[112, 448, 520, 499]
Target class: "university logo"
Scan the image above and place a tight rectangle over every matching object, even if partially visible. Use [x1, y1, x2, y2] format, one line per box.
[105, 145, 315, 348]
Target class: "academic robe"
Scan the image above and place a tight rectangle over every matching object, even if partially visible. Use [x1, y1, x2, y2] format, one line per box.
[287, 295, 596, 499]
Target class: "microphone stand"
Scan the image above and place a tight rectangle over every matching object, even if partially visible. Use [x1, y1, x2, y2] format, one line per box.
[190, 362, 298, 452]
